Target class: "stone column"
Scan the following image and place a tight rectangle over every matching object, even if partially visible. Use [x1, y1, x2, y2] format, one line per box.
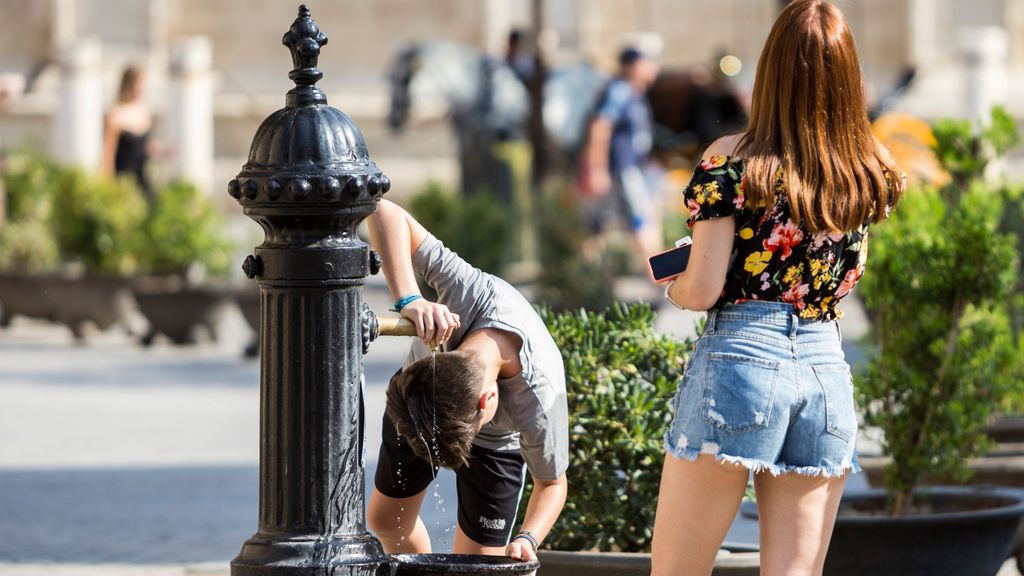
[959, 26, 1009, 125]
[484, 0, 512, 56]
[909, 0, 939, 70]
[51, 37, 103, 171]
[168, 36, 214, 193]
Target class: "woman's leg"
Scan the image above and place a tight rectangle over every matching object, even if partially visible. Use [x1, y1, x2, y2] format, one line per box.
[754, 472, 846, 576]
[650, 454, 751, 576]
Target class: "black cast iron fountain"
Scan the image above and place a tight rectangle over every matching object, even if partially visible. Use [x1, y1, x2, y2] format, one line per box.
[228, 6, 539, 576]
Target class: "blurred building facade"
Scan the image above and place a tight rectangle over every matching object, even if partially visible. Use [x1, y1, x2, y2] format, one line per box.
[0, 0, 1021, 193]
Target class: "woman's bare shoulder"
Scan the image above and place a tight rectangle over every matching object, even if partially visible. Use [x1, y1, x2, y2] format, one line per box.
[702, 132, 746, 160]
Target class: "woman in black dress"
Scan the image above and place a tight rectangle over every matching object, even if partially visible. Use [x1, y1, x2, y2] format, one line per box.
[103, 66, 156, 201]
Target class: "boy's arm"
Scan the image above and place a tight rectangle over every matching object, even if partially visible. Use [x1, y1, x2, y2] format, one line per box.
[367, 199, 460, 345]
[506, 473, 568, 561]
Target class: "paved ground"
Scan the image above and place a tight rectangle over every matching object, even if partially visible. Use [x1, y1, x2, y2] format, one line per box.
[0, 279, 1018, 574]
[0, 281, 462, 566]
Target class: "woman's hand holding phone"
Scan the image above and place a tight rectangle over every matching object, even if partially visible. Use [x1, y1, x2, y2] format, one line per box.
[648, 237, 693, 284]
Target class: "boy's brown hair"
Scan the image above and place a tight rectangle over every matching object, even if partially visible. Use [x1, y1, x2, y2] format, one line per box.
[386, 350, 487, 469]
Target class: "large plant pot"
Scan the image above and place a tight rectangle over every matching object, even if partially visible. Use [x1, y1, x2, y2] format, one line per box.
[536, 549, 760, 576]
[132, 280, 235, 345]
[860, 455, 1024, 572]
[985, 415, 1024, 444]
[0, 272, 135, 339]
[823, 486, 1024, 576]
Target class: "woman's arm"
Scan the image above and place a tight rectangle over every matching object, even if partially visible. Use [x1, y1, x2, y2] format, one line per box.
[506, 474, 568, 561]
[584, 118, 613, 195]
[367, 199, 459, 345]
[665, 134, 743, 310]
[101, 111, 118, 176]
[666, 216, 735, 310]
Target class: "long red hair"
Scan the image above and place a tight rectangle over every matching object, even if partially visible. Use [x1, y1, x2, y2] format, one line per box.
[738, 0, 902, 233]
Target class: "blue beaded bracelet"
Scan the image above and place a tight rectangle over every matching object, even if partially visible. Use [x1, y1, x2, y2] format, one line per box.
[392, 294, 423, 312]
[511, 530, 538, 552]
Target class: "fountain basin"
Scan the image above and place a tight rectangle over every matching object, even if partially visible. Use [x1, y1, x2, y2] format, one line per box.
[391, 553, 539, 576]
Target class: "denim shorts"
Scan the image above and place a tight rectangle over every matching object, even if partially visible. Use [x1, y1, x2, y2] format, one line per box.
[664, 301, 860, 477]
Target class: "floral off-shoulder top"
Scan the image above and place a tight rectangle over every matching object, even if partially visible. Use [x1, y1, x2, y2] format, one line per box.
[683, 155, 898, 321]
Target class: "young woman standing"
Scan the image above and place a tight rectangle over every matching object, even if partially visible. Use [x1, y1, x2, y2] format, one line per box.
[103, 66, 157, 201]
[651, 2, 903, 575]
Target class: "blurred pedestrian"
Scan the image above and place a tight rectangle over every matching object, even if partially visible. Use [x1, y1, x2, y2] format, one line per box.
[650, 2, 904, 575]
[580, 45, 661, 270]
[505, 29, 536, 85]
[102, 65, 159, 202]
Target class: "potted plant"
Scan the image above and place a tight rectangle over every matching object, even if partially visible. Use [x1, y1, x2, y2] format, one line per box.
[519, 303, 759, 576]
[132, 180, 236, 345]
[823, 107, 1024, 576]
[408, 182, 515, 276]
[0, 150, 140, 338]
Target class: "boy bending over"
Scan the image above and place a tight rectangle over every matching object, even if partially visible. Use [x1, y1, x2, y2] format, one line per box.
[366, 200, 568, 562]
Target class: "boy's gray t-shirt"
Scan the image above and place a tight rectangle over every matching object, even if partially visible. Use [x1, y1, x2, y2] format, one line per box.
[404, 233, 568, 481]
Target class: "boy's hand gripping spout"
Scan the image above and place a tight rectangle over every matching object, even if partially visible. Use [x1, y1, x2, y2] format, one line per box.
[400, 298, 460, 347]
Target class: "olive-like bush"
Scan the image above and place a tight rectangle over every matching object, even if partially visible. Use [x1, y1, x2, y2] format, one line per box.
[136, 181, 232, 278]
[519, 302, 692, 552]
[408, 182, 514, 275]
[857, 106, 1023, 515]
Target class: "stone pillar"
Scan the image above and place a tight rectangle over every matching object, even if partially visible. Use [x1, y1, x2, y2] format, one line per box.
[959, 26, 1009, 125]
[168, 36, 214, 193]
[484, 0, 512, 56]
[909, 0, 939, 69]
[52, 37, 103, 171]
[51, 0, 77, 52]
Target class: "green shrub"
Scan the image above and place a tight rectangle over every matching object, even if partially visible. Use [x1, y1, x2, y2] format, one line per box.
[408, 183, 513, 275]
[932, 106, 1021, 196]
[999, 186, 1024, 339]
[50, 169, 146, 276]
[518, 302, 692, 552]
[0, 149, 62, 272]
[2, 148, 61, 222]
[857, 106, 1023, 515]
[0, 219, 60, 273]
[136, 181, 232, 277]
[534, 191, 615, 311]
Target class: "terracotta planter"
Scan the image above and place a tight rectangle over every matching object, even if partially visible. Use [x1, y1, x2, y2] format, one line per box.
[536, 549, 759, 576]
[0, 272, 135, 339]
[132, 279, 235, 345]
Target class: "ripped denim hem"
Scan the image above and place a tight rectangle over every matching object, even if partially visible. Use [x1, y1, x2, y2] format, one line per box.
[663, 436, 861, 478]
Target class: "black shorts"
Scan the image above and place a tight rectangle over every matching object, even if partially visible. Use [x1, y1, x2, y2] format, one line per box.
[374, 414, 527, 547]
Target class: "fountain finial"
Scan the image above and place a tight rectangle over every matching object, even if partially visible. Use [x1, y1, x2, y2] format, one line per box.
[282, 4, 328, 106]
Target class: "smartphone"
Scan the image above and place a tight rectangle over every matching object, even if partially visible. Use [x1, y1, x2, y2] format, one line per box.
[648, 239, 693, 284]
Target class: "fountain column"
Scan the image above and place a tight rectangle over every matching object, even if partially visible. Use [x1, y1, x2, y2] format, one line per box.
[228, 6, 391, 575]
